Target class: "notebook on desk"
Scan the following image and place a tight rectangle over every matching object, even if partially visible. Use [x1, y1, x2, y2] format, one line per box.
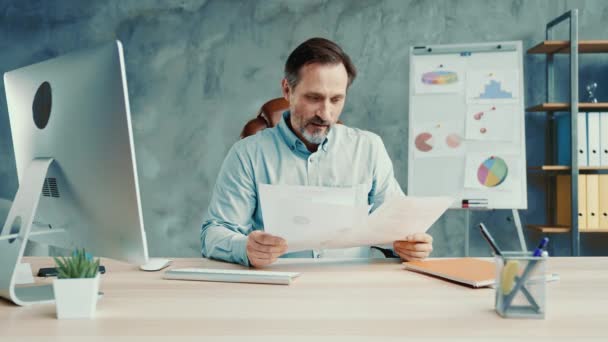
[163, 268, 301, 285]
[403, 258, 495, 288]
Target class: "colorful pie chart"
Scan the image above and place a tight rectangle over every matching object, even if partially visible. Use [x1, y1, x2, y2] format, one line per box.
[421, 70, 458, 85]
[415, 132, 434, 152]
[477, 156, 508, 187]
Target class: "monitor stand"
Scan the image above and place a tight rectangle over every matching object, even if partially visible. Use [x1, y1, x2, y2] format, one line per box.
[0, 158, 65, 306]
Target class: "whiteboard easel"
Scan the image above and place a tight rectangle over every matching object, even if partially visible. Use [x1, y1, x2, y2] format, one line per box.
[407, 41, 527, 254]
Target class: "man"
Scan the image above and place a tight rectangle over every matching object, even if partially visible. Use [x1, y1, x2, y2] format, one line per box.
[201, 37, 433, 267]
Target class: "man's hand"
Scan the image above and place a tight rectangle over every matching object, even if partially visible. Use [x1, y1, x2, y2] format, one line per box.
[393, 233, 433, 262]
[246, 231, 288, 268]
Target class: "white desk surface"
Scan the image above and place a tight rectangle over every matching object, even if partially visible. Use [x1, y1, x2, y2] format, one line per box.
[1, 257, 607, 340]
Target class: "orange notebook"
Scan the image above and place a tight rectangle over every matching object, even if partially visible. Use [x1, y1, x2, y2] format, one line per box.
[403, 258, 495, 288]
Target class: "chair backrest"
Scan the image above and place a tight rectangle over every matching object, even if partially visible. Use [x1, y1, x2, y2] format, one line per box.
[240, 98, 289, 139]
[240, 97, 344, 139]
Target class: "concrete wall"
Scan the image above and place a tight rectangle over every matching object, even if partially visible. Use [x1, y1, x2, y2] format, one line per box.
[1, 0, 608, 257]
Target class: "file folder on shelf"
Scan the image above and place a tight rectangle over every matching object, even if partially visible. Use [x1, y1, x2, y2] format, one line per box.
[586, 174, 599, 229]
[555, 174, 587, 230]
[587, 113, 600, 167]
[579, 175, 587, 230]
[578, 113, 588, 167]
[556, 113, 589, 167]
[601, 113, 608, 166]
[599, 175, 608, 229]
[556, 113, 571, 165]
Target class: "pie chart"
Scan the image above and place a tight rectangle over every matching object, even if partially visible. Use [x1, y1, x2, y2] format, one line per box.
[477, 156, 508, 187]
[446, 133, 462, 148]
[421, 70, 458, 85]
[415, 132, 434, 152]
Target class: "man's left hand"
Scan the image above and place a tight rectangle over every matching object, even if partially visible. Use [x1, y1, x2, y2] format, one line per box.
[393, 233, 433, 261]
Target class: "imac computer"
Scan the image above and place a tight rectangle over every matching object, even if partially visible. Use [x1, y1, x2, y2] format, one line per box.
[1, 41, 164, 305]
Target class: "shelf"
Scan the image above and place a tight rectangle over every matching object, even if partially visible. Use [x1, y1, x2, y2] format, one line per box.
[528, 165, 608, 171]
[527, 40, 608, 54]
[526, 102, 608, 112]
[527, 225, 570, 233]
[527, 225, 608, 233]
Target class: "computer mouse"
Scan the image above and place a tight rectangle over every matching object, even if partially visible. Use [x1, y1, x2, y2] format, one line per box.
[139, 258, 172, 272]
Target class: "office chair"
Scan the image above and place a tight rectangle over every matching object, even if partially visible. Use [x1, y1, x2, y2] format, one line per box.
[240, 98, 290, 139]
[240, 97, 348, 138]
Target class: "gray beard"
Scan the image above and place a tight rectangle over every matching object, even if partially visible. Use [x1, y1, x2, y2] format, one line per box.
[301, 125, 330, 144]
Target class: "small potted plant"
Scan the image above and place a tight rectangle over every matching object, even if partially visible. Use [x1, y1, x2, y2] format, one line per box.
[52, 249, 101, 319]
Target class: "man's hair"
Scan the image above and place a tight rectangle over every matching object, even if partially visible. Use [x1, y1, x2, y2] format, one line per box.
[284, 37, 357, 89]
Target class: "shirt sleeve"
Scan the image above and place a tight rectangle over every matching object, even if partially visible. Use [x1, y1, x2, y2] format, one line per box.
[200, 143, 256, 266]
[369, 134, 405, 213]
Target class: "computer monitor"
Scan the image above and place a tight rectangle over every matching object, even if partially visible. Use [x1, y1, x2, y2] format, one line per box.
[1, 41, 149, 304]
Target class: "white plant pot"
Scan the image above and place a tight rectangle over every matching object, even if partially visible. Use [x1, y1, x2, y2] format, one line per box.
[53, 273, 100, 319]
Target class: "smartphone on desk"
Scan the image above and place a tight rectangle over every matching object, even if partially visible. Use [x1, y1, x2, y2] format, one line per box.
[37, 265, 106, 277]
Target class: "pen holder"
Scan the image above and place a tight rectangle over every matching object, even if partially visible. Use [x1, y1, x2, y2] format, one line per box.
[494, 252, 547, 319]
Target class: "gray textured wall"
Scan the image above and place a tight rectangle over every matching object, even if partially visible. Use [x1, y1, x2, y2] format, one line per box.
[1, 0, 608, 258]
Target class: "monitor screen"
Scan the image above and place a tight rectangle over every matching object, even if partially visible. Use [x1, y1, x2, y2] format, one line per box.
[3, 41, 149, 265]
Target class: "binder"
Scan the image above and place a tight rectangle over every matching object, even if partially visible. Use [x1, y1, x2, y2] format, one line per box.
[579, 174, 587, 230]
[586, 174, 599, 229]
[555, 174, 587, 229]
[587, 113, 600, 167]
[601, 113, 608, 166]
[578, 113, 588, 167]
[599, 175, 608, 229]
[555, 113, 571, 165]
[556, 175, 571, 226]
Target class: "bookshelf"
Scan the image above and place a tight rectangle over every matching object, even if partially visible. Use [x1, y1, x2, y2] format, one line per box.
[525, 9, 608, 254]
[528, 165, 608, 171]
[527, 40, 608, 54]
[528, 225, 608, 234]
[526, 102, 608, 112]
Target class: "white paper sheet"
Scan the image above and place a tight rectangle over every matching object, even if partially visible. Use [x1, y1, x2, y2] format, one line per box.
[463, 153, 520, 191]
[466, 69, 519, 104]
[465, 103, 519, 142]
[259, 184, 453, 252]
[412, 120, 465, 158]
[414, 57, 465, 94]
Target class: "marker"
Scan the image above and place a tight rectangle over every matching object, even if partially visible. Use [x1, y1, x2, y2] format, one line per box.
[478, 223, 503, 257]
[533, 237, 550, 257]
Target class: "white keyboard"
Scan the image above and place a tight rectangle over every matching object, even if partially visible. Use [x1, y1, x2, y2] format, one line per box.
[163, 268, 301, 285]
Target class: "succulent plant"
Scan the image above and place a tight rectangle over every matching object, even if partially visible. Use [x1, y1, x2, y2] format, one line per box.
[53, 249, 100, 279]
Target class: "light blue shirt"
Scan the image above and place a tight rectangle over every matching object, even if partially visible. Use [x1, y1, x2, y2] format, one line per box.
[201, 111, 404, 266]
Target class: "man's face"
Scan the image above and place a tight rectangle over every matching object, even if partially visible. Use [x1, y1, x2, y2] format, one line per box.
[282, 63, 348, 146]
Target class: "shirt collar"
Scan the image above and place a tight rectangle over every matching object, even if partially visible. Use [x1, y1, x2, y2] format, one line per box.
[278, 111, 332, 154]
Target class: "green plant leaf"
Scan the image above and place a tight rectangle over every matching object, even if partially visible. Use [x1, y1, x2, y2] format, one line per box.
[93, 258, 100, 277]
[89, 263, 97, 278]
[55, 248, 99, 278]
[53, 256, 65, 272]
[84, 264, 92, 278]
[76, 249, 84, 275]
[68, 256, 77, 278]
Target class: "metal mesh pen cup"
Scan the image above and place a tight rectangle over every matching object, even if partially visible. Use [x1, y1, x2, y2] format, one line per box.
[495, 252, 547, 319]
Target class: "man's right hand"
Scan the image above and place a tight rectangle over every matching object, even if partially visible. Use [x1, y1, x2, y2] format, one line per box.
[246, 231, 288, 268]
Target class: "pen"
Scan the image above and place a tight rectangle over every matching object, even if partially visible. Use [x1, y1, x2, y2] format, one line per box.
[478, 223, 503, 257]
[533, 237, 550, 257]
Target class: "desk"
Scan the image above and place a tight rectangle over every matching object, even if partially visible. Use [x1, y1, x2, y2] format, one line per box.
[1, 257, 607, 339]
